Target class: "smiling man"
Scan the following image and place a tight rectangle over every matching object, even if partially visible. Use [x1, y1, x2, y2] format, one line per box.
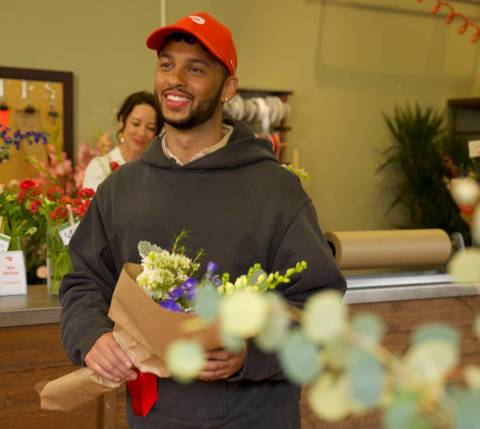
[59, 12, 346, 429]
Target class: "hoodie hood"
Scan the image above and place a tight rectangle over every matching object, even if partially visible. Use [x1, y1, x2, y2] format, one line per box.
[140, 120, 278, 170]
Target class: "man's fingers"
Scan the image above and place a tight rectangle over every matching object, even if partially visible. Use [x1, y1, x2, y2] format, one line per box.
[206, 350, 231, 361]
[87, 353, 137, 382]
[89, 363, 121, 382]
[85, 332, 137, 381]
[198, 370, 228, 381]
[108, 341, 136, 375]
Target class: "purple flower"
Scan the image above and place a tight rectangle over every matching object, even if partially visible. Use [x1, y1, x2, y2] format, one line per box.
[159, 299, 182, 312]
[183, 278, 198, 301]
[207, 261, 218, 275]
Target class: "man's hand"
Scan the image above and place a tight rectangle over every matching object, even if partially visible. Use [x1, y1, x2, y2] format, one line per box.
[198, 347, 247, 381]
[84, 332, 137, 383]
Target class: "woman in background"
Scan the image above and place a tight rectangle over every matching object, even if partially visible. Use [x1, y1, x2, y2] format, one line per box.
[83, 91, 162, 190]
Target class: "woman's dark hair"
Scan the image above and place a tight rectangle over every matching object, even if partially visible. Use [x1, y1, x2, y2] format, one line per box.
[116, 91, 163, 138]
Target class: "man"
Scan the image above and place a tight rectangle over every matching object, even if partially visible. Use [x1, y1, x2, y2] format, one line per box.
[60, 12, 346, 429]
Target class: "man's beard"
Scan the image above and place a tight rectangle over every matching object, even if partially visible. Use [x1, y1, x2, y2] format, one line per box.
[157, 83, 224, 130]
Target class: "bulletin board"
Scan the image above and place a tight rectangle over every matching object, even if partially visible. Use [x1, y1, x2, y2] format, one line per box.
[0, 67, 73, 184]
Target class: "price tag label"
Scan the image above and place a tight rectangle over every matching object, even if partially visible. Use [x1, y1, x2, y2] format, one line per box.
[58, 221, 79, 246]
[468, 140, 480, 158]
[0, 233, 11, 253]
[0, 251, 27, 296]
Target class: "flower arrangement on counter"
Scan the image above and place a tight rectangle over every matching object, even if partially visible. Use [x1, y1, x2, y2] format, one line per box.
[0, 129, 112, 288]
[0, 176, 94, 294]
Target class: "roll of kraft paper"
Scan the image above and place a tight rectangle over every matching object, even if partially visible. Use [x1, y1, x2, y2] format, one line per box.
[324, 229, 452, 270]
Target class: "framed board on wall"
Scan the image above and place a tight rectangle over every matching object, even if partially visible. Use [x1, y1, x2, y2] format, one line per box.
[0, 66, 73, 184]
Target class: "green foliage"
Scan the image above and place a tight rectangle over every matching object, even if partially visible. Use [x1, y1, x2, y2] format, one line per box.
[165, 340, 205, 383]
[278, 329, 322, 385]
[352, 313, 385, 345]
[448, 249, 480, 284]
[452, 388, 480, 429]
[254, 292, 290, 352]
[379, 103, 470, 239]
[348, 348, 385, 407]
[412, 324, 460, 348]
[194, 284, 220, 322]
[383, 392, 433, 429]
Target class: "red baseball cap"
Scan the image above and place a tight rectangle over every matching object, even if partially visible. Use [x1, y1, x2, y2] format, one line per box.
[146, 12, 237, 75]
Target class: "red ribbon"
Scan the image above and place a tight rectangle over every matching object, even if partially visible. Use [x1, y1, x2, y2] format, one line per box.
[126, 369, 158, 417]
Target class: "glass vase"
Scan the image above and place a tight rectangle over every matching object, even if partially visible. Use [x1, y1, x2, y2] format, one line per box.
[46, 222, 72, 296]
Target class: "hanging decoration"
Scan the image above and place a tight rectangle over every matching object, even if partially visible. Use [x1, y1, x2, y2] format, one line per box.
[417, 0, 480, 43]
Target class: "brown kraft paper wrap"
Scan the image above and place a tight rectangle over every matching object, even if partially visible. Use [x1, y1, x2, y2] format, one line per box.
[324, 229, 452, 270]
[36, 263, 221, 411]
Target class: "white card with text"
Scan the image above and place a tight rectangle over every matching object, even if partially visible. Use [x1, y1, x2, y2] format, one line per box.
[0, 251, 27, 296]
[58, 221, 79, 246]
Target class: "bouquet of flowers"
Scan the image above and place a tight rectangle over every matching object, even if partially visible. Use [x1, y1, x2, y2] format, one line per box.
[37, 232, 307, 416]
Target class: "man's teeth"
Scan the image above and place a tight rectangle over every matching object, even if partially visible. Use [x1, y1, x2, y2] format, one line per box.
[167, 95, 189, 102]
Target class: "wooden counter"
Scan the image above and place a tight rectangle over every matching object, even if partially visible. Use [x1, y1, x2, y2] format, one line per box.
[1, 283, 480, 429]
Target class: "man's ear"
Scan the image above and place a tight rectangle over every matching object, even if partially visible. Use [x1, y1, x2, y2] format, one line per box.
[221, 75, 238, 104]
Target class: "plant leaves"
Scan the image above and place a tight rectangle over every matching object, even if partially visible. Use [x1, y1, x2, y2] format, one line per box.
[348, 349, 384, 408]
[165, 340, 205, 383]
[352, 312, 385, 345]
[308, 372, 350, 422]
[448, 249, 480, 284]
[279, 329, 322, 385]
[194, 285, 220, 322]
[412, 323, 459, 348]
[254, 293, 290, 352]
[404, 340, 458, 384]
[303, 291, 347, 344]
[219, 290, 268, 338]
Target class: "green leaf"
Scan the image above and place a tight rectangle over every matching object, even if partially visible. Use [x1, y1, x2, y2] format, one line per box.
[279, 329, 322, 385]
[348, 349, 384, 408]
[453, 388, 480, 429]
[220, 329, 245, 353]
[322, 338, 352, 370]
[165, 340, 205, 383]
[254, 293, 290, 352]
[138, 241, 154, 258]
[383, 396, 432, 429]
[404, 340, 458, 384]
[308, 372, 350, 422]
[412, 323, 459, 348]
[219, 290, 268, 338]
[194, 286, 220, 322]
[448, 249, 480, 284]
[303, 291, 347, 344]
[352, 313, 385, 345]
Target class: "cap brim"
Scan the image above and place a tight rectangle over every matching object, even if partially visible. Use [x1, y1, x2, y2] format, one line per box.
[146, 25, 191, 51]
[146, 24, 233, 75]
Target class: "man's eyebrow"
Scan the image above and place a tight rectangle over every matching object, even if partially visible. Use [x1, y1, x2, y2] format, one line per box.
[158, 52, 212, 68]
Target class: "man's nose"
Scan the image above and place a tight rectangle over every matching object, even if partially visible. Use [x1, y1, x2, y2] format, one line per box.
[167, 66, 187, 86]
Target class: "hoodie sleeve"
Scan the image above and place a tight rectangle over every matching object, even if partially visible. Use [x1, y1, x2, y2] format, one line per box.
[59, 195, 118, 365]
[229, 199, 346, 382]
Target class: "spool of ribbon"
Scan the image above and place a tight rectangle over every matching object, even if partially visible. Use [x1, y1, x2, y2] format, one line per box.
[126, 369, 158, 417]
[253, 97, 270, 133]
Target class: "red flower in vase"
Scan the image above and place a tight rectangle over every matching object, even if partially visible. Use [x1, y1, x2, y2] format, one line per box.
[19, 178, 37, 191]
[77, 188, 95, 199]
[29, 199, 42, 214]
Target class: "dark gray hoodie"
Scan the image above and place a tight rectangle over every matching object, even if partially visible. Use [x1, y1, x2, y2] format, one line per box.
[60, 120, 346, 428]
